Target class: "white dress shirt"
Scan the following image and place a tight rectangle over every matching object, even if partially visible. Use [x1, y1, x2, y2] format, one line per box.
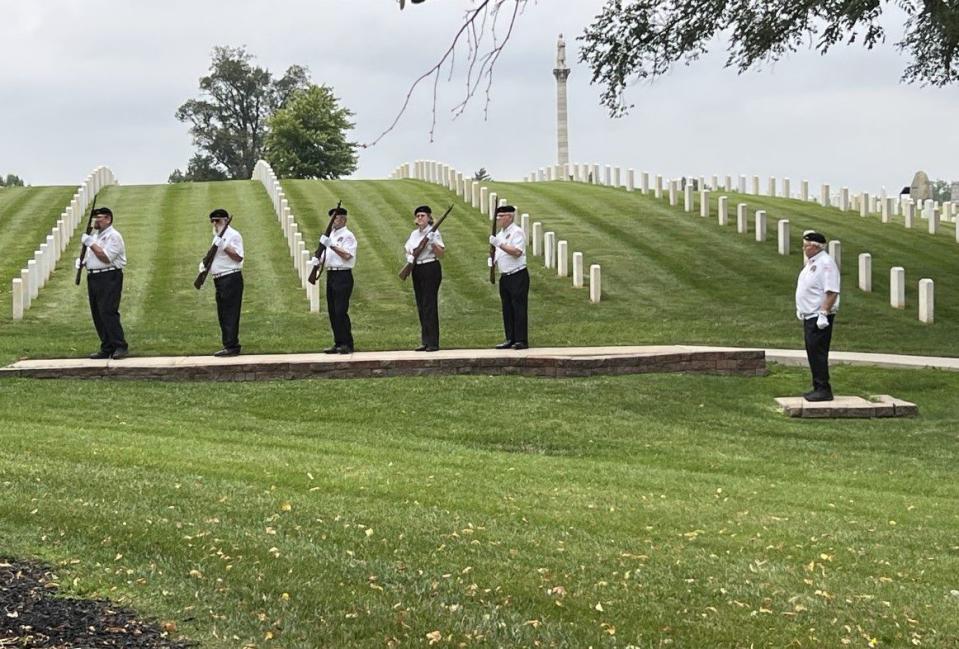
[209, 225, 244, 276]
[325, 226, 358, 270]
[85, 225, 126, 271]
[795, 250, 840, 319]
[404, 227, 445, 264]
[494, 222, 526, 274]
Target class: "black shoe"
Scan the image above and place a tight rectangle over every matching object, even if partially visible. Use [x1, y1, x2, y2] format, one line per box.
[512, 342, 529, 350]
[494, 341, 515, 350]
[424, 346, 439, 352]
[323, 346, 340, 354]
[213, 348, 240, 357]
[414, 345, 428, 352]
[804, 390, 834, 402]
[110, 348, 129, 360]
[337, 346, 354, 354]
[89, 351, 110, 359]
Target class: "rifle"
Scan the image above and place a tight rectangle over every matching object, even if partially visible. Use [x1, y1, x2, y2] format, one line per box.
[74, 194, 99, 285]
[488, 209, 498, 284]
[194, 215, 233, 289]
[308, 200, 342, 285]
[398, 204, 453, 280]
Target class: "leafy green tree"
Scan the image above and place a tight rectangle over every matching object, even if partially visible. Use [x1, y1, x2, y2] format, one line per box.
[473, 167, 491, 181]
[580, 1, 959, 116]
[173, 46, 310, 180]
[263, 86, 358, 179]
[0, 174, 25, 187]
[930, 179, 953, 202]
[168, 154, 230, 183]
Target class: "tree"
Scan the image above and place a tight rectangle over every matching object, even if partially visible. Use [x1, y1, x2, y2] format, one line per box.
[263, 85, 358, 179]
[930, 179, 952, 202]
[173, 46, 310, 180]
[168, 154, 230, 183]
[473, 167, 492, 181]
[0, 174, 25, 187]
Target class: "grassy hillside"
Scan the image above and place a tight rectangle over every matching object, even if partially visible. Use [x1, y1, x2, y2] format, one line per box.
[1, 178, 954, 364]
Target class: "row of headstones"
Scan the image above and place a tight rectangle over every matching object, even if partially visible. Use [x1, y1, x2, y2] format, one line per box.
[11, 166, 117, 320]
[668, 186, 938, 324]
[523, 165, 959, 231]
[858, 255, 935, 323]
[252, 160, 321, 313]
[393, 160, 603, 302]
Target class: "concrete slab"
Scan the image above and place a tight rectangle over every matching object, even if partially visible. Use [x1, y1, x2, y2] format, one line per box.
[775, 395, 917, 418]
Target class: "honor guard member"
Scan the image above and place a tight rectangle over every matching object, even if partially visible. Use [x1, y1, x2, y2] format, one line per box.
[489, 204, 529, 350]
[795, 231, 840, 401]
[201, 209, 244, 357]
[405, 205, 445, 351]
[80, 207, 129, 359]
[311, 206, 357, 354]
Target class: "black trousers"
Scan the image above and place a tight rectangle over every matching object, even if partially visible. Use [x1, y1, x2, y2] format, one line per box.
[412, 261, 442, 347]
[87, 270, 127, 354]
[326, 269, 354, 349]
[214, 272, 244, 351]
[499, 267, 529, 344]
[803, 314, 835, 392]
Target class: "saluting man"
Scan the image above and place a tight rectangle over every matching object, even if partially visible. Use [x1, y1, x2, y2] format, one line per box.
[311, 206, 357, 354]
[80, 206, 129, 359]
[489, 204, 529, 350]
[405, 205, 445, 351]
[795, 231, 840, 401]
[201, 208, 244, 357]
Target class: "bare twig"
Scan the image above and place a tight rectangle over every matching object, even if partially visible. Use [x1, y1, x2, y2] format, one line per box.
[362, 0, 526, 147]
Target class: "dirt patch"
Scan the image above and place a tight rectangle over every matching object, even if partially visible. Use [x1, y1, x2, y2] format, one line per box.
[1, 558, 193, 648]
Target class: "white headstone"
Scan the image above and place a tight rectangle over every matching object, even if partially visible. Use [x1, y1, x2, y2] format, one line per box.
[800, 180, 809, 202]
[684, 184, 693, 212]
[768, 177, 776, 198]
[627, 169, 635, 192]
[614, 167, 621, 187]
[592, 164, 600, 184]
[840, 187, 849, 211]
[738, 175, 746, 194]
[309, 278, 320, 313]
[27, 260, 38, 300]
[520, 213, 530, 238]
[904, 200, 915, 229]
[480, 187, 489, 214]
[489, 192, 498, 221]
[718, 196, 728, 225]
[572, 252, 584, 288]
[777, 219, 789, 255]
[589, 265, 602, 303]
[544, 231, 556, 268]
[890, 267, 905, 309]
[858, 253, 872, 292]
[755, 210, 767, 242]
[860, 192, 869, 217]
[604, 165, 612, 186]
[641, 172, 649, 194]
[929, 208, 940, 235]
[752, 175, 760, 196]
[12, 278, 23, 320]
[724, 175, 732, 191]
[783, 178, 790, 200]
[919, 278, 934, 323]
[820, 183, 831, 207]
[828, 240, 841, 270]
[669, 180, 678, 207]
[557, 240, 568, 277]
[655, 175, 663, 199]
[699, 190, 709, 218]
[737, 204, 748, 234]
[532, 222, 543, 256]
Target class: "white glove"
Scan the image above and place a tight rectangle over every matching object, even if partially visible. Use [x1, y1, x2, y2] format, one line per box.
[198, 262, 207, 273]
[816, 313, 830, 329]
[309, 256, 321, 268]
[211, 235, 225, 247]
[81, 233, 95, 247]
[405, 254, 415, 264]
[426, 231, 438, 243]
[319, 234, 332, 247]
[489, 234, 500, 246]
[75, 258, 83, 269]
[487, 257, 493, 268]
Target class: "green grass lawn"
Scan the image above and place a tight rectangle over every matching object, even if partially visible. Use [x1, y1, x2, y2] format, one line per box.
[1, 178, 956, 363]
[2, 365, 957, 647]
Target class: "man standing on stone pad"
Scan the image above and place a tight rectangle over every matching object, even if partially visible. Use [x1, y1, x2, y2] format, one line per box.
[81, 207, 129, 360]
[795, 231, 840, 401]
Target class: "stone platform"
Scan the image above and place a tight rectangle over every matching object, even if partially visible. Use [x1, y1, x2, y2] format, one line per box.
[0, 345, 766, 382]
[775, 394, 918, 418]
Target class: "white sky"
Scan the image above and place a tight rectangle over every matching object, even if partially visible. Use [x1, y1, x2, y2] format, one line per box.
[0, 0, 956, 194]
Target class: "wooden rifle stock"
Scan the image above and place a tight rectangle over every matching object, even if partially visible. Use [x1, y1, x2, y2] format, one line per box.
[193, 216, 232, 289]
[398, 204, 453, 280]
[488, 209, 498, 284]
[74, 194, 99, 285]
[308, 200, 342, 285]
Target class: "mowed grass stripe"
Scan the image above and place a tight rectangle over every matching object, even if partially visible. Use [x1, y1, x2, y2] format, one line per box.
[0, 186, 75, 308]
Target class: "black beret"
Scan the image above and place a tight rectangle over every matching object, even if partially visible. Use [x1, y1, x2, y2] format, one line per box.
[802, 231, 826, 244]
[92, 207, 113, 219]
[328, 207, 348, 217]
[495, 204, 516, 214]
[209, 208, 229, 221]
[414, 205, 432, 215]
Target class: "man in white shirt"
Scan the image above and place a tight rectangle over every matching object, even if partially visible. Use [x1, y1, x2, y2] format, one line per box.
[489, 204, 529, 350]
[795, 231, 840, 401]
[405, 205, 445, 351]
[80, 207, 129, 359]
[202, 209, 245, 357]
[311, 206, 357, 354]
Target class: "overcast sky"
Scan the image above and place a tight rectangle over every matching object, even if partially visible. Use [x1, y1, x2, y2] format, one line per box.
[1, 0, 956, 194]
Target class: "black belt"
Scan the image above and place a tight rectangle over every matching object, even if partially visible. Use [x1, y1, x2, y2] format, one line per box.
[327, 267, 353, 272]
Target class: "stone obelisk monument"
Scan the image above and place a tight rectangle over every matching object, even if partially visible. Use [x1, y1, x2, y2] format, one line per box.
[553, 34, 571, 167]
